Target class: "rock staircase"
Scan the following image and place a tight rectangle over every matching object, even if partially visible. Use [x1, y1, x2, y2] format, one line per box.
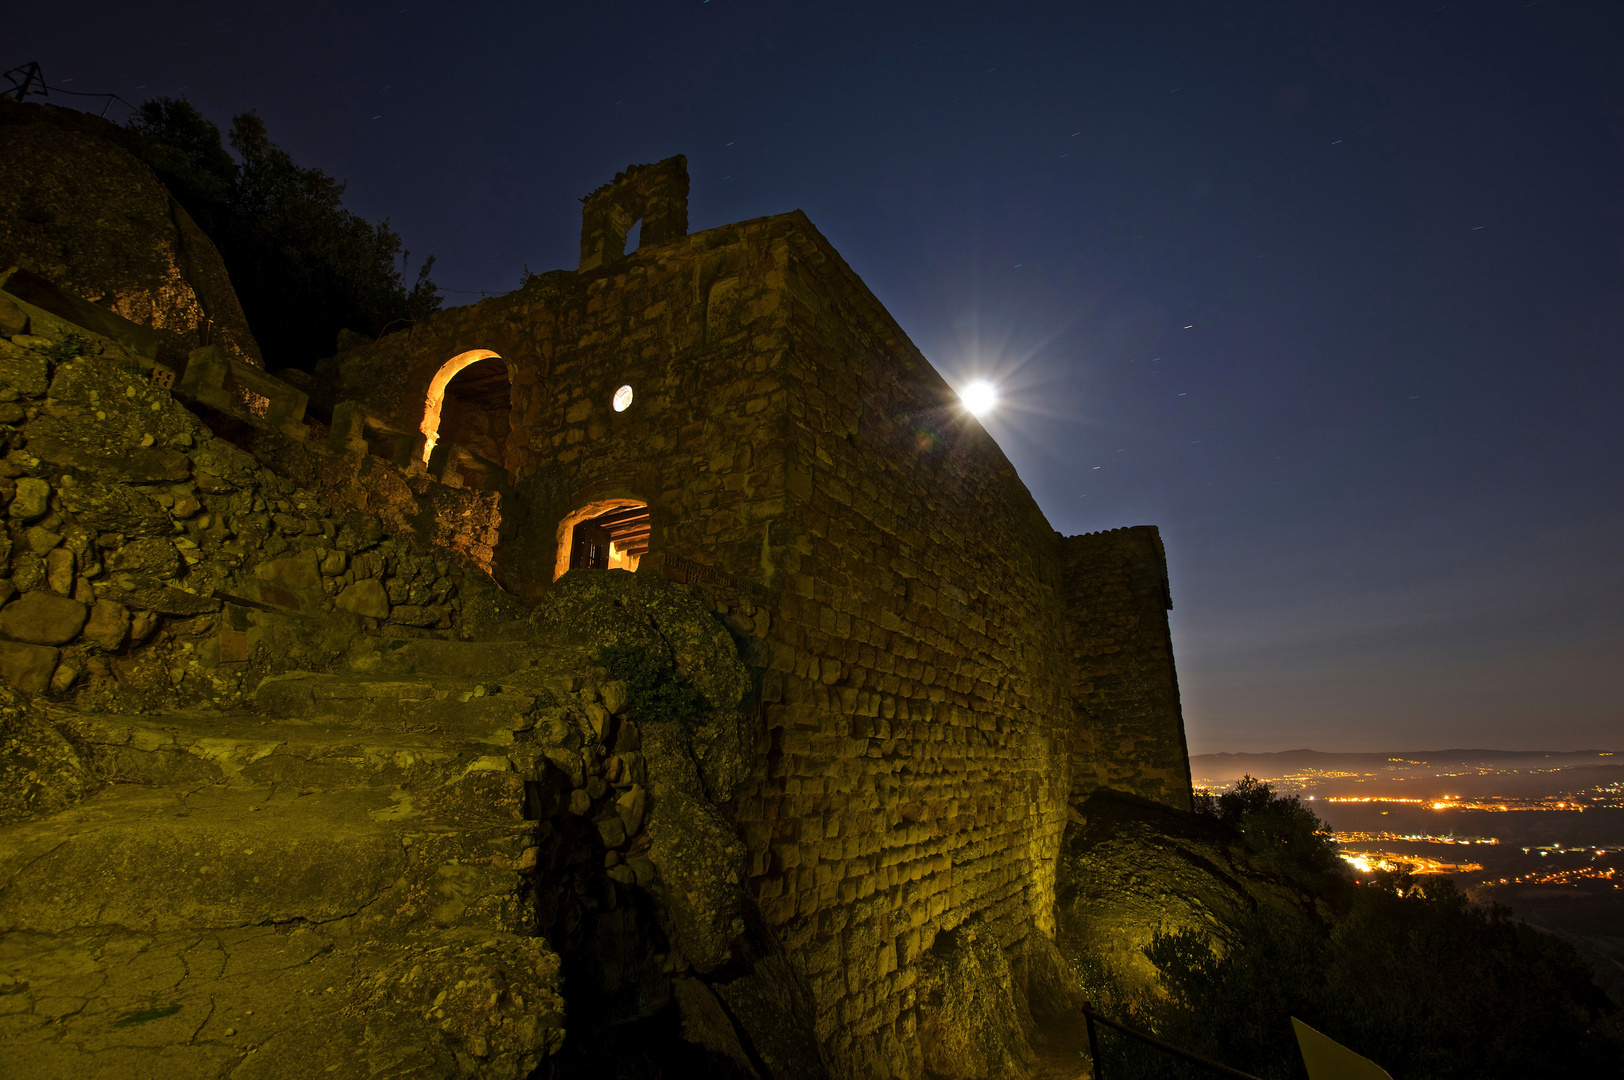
[0, 634, 611, 1080]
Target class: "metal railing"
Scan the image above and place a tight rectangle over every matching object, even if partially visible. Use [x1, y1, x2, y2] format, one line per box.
[1082, 1003, 1262, 1080]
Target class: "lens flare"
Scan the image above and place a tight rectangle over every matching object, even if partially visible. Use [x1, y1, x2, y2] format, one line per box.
[960, 380, 998, 416]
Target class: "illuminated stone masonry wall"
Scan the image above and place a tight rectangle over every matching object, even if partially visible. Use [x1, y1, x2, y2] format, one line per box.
[318, 211, 799, 605]
[732, 226, 1079, 1076]
[321, 162, 1191, 1078]
[1058, 526, 1192, 812]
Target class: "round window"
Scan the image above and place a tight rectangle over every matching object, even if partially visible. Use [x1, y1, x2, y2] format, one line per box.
[612, 384, 634, 412]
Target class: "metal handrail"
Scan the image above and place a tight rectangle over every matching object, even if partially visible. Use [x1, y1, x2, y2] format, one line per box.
[1082, 1002, 1264, 1080]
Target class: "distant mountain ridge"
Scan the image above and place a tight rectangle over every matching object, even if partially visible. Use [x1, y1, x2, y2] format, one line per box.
[1191, 748, 1620, 783]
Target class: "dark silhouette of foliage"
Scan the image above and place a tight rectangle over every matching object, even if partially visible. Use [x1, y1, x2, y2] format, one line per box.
[1111, 780, 1624, 1079]
[1195, 774, 1343, 887]
[1320, 875, 1620, 1079]
[125, 98, 440, 368]
[597, 644, 708, 724]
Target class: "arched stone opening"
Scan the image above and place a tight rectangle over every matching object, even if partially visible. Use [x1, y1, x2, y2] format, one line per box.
[554, 499, 652, 580]
[420, 349, 511, 464]
[577, 156, 688, 271]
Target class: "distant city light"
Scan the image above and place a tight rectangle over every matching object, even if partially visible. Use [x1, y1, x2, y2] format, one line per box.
[960, 380, 998, 416]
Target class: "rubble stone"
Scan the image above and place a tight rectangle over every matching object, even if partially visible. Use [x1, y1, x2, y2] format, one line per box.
[8, 477, 49, 521]
[0, 640, 57, 693]
[44, 547, 74, 594]
[336, 578, 390, 618]
[106, 536, 179, 579]
[81, 599, 129, 650]
[0, 591, 87, 644]
[254, 550, 322, 592]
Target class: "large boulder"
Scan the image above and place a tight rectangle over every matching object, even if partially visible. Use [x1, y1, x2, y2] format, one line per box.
[0, 591, 87, 645]
[0, 98, 261, 368]
[0, 641, 59, 695]
[535, 568, 754, 801]
[644, 789, 748, 972]
[1055, 789, 1320, 999]
[54, 474, 174, 537]
[914, 918, 1039, 1079]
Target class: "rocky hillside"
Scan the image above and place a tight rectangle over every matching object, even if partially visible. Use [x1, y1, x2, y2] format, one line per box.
[0, 310, 820, 1078]
[1054, 789, 1329, 1003]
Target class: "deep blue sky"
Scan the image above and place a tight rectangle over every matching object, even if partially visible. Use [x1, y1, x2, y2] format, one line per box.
[14, 1, 1624, 752]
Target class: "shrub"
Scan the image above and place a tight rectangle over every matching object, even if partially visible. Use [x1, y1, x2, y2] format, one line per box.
[44, 331, 90, 364]
[1197, 774, 1343, 885]
[125, 99, 440, 368]
[598, 644, 708, 724]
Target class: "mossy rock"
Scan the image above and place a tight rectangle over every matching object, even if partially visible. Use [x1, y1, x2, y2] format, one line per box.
[537, 570, 745, 708]
[1055, 789, 1320, 1000]
[534, 570, 754, 800]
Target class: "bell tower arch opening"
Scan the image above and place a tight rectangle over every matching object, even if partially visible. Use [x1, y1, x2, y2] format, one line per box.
[577, 156, 689, 271]
[420, 349, 511, 465]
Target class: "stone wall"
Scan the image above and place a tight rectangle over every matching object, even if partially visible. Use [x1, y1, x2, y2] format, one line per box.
[0, 308, 518, 717]
[578, 156, 691, 272]
[313, 174, 1193, 1077]
[1058, 526, 1192, 812]
[316, 213, 801, 608]
[733, 223, 1077, 1077]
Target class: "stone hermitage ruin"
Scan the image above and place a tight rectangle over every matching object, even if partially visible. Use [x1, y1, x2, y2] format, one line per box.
[0, 102, 1204, 1079]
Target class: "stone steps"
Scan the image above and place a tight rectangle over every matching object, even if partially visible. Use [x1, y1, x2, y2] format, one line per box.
[251, 670, 548, 737]
[0, 779, 537, 938]
[0, 580, 689, 1080]
[342, 635, 576, 681]
[69, 709, 519, 790]
[0, 643, 582, 1077]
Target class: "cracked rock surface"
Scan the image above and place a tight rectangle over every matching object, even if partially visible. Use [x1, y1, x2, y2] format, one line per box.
[0, 639, 589, 1079]
[1, 924, 562, 1080]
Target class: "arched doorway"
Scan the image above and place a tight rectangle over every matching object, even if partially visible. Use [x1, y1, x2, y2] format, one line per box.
[554, 499, 651, 580]
[420, 349, 511, 465]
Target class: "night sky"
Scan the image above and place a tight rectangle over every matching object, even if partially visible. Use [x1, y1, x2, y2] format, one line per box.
[13, 2, 1623, 753]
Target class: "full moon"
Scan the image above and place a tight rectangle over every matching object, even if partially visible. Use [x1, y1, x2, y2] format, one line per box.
[960, 380, 999, 416]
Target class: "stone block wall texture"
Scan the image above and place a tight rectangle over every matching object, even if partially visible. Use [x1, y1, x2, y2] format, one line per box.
[744, 224, 1077, 1077]
[1058, 526, 1192, 812]
[578, 156, 691, 271]
[321, 186, 1192, 1077]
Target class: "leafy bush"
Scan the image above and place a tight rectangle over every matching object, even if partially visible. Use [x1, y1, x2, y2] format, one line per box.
[44, 330, 89, 363]
[598, 644, 708, 724]
[125, 99, 440, 368]
[1195, 775, 1343, 886]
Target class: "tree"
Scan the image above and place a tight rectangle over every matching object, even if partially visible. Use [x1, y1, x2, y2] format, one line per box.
[1196, 774, 1343, 888]
[125, 99, 440, 368]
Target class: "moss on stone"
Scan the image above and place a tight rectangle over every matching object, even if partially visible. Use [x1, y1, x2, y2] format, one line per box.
[598, 642, 707, 724]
